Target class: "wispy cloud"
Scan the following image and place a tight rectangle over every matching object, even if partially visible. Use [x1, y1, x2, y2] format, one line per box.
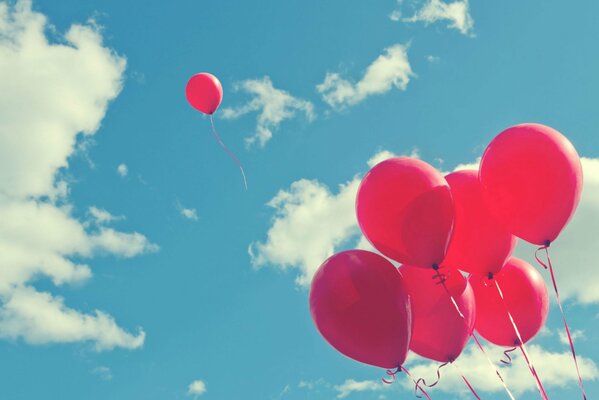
[317, 44, 414, 110]
[117, 163, 128, 177]
[334, 379, 389, 398]
[221, 77, 314, 147]
[187, 380, 207, 396]
[400, 0, 474, 35]
[180, 207, 199, 221]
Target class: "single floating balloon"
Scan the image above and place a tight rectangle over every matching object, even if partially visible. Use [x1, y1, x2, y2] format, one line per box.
[186, 73, 223, 114]
[185, 72, 247, 189]
[470, 257, 549, 347]
[356, 157, 454, 268]
[309, 250, 412, 369]
[479, 123, 583, 245]
[400, 265, 475, 363]
[444, 170, 516, 276]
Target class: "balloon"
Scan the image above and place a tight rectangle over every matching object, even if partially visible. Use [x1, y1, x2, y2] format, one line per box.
[443, 170, 516, 275]
[470, 257, 549, 347]
[400, 265, 475, 362]
[479, 123, 583, 245]
[185, 73, 223, 115]
[356, 157, 454, 268]
[309, 250, 412, 369]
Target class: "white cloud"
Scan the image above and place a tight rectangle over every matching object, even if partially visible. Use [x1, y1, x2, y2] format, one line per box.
[180, 207, 199, 221]
[88, 206, 123, 225]
[187, 380, 207, 396]
[220, 76, 314, 147]
[402, 0, 474, 35]
[514, 157, 599, 304]
[389, 10, 402, 22]
[117, 163, 128, 177]
[0, 0, 154, 350]
[0, 1, 126, 199]
[250, 150, 405, 286]
[249, 177, 360, 287]
[426, 55, 440, 63]
[317, 44, 414, 110]
[404, 343, 598, 396]
[334, 379, 388, 399]
[0, 286, 145, 350]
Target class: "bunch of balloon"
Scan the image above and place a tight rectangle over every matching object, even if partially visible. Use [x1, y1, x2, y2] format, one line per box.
[478, 123, 586, 399]
[310, 157, 483, 398]
[185, 72, 247, 189]
[308, 123, 585, 399]
[355, 157, 482, 397]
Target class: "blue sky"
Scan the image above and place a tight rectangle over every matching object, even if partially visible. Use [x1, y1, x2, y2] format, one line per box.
[0, 0, 598, 399]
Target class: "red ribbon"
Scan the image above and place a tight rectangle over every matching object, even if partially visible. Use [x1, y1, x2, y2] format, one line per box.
[382, 366, 433, 400]
[494, 279, 549, 400]
[452, 361, 482, 400]
[414, 362, 449, 397]
[499, 347, 517, 365]
[471, 333, 516, 400]
[209, 114, 248, 190]
[535, 245, 588, 400]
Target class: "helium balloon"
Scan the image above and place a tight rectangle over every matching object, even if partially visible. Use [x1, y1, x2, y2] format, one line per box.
[310, 250, 412, 369]
[443, 170, 516, 275]
[185, 72, 247, 189]
[470, 257, 549, 347]
[400, 265, 475, 362]
[479, 123, 583, 245]
[186, 73, 223, 115]
[356, 157, 454, 268]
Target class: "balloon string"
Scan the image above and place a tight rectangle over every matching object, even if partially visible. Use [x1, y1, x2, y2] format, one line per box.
[452, 361, 481, 400]
[403, 366, 433, 400]
[494, 279, 549, 400]
[500, 347, 518, 365]
[471, 333, 516, 400]
[382, 366, 433, 400]
[432, 269, 465, 319]
[433, 269, 516, 399]
[415, 361, 449, 394]
[535, 245, 587, 399]
[209, 114, 248, 190]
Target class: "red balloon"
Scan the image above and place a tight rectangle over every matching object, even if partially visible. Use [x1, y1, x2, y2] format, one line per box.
[185, 73, 223, 115]
[356, 157, 454, 268]
[309, 250, 412, 369]
[470, 258, 549, 347]
[479, 123, 583, 245]
[443, 170, 516, 275]
[400, 265, 475, 362]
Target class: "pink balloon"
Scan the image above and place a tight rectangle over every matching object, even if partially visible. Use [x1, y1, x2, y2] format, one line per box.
[443, 170, 516, 275]
[400, 265, 475, 362]
[470, 258, 549, 347]
[185, 73, 223, 115]
[356, 157, 454, 268]
[310, 250, 412, 369]
[479, 123, 583, 245]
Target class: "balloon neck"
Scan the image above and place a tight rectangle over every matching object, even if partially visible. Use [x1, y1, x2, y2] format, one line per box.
[544, 240, 551, 248]
[432, 264, 440, 270]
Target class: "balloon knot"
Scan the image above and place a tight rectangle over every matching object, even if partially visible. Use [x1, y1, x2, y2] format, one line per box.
[432, 264, 439, 270]
[544, 240, 551, 248]
[487, 272, 494, 280]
